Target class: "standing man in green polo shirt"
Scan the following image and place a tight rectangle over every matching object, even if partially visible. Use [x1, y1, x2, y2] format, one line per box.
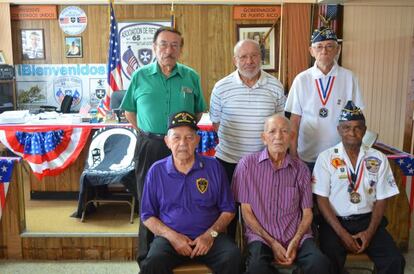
[120, 27, 207, 265]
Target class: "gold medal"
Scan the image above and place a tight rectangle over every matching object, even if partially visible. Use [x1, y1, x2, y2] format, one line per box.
[368, 188, 373, 194]
[350, 191, 361, 204]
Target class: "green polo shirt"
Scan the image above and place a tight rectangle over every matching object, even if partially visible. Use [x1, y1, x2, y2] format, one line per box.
[121, 62, 206, 134]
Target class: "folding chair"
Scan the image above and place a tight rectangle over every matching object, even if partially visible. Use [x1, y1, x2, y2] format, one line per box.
[75, 127, 137, 223]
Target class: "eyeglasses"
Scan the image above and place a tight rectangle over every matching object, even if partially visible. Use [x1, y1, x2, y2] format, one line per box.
[157, 41, 181, 50]
[236, 54, 260, 62]
[312, 44, 337, 52]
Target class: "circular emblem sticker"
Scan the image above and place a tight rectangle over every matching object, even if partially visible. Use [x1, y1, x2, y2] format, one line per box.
[59, 6, 87, 35]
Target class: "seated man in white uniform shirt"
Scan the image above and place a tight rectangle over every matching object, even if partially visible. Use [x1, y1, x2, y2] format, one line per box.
[313, 101, 405, 274]
[285, 26, 364, 171]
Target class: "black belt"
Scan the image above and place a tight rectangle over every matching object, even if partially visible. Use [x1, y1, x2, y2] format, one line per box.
[139, 129, 165, 140]
[337, 212, 372, 222]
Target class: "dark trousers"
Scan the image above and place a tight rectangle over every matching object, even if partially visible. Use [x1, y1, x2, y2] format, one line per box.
[216, 157, 238, 239]
[140, 234, 242, 274]
[245, 239, 332, 274]
[135, 132, 171, 265]
[319, 215, 405, 274]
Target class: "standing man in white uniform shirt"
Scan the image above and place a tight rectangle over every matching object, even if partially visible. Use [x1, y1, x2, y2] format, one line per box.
[313, 101, 405, 274]
[285, 26, 364, 171]
[209, 39, 286, 237]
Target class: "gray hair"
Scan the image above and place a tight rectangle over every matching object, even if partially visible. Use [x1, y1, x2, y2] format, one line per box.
[234, 39, 261, 57]
[167, 127, 197, 136]
[263, 114, 291, 132]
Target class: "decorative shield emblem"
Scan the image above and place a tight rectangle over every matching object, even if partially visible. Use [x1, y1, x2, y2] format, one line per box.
[365, 157, 382, 174]
[138, 48, 153, 66]
[70, 17, 76, 23]
[196, 178, 208, 194]
[95, 88, 106, 100]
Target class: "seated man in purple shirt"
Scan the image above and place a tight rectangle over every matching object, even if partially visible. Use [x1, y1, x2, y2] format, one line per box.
[232, 114, 331, 274]
[140, 111, 241, 274]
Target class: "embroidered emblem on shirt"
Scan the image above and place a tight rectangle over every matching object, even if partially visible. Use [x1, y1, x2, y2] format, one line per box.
[365, 157, 382, 174]
[331, 157, 344, 169]
[196, 178, 208, 193]
[387, 175, 396, 188]
[181, 86, 193, 94]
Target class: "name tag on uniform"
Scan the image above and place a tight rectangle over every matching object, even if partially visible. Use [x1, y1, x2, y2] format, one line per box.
[182, 86, 193, 94]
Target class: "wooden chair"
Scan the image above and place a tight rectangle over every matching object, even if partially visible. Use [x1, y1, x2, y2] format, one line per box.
[345, 253, 376, 274]
[173, 262, 212, 274]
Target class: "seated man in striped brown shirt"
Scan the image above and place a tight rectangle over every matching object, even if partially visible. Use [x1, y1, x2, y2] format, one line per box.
[232, 114, 331, 274]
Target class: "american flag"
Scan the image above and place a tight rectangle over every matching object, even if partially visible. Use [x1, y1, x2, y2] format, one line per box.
[122, 46, 138, 77]
[60, 17, 69, 24]
[375, 142, 414, 211]
[97, 2, 123, 117]
[0, 158, 15, 221]
[318, 5, 339, 33]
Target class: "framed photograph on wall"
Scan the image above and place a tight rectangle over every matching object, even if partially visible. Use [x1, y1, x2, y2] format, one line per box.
[21, 29, 45, 60]
[65, 36, 83, 58]
[237, 22, 280, 72]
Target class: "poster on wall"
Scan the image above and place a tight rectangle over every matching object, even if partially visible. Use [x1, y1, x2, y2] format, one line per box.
[59, 6, 87, 35]
[15, 64, 106, 111]
[118, 21, 171, 89]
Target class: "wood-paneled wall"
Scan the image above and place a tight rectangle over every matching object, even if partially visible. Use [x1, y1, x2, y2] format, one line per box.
[13, 3, 312, 193]
[342, 2, 414, 149]
[0, 3, 13, 65]
[11, 4, 289, 105]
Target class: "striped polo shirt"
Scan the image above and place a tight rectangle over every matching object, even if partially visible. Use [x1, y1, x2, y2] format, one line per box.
[232, 149, 313, 248]
[209, 70, 285, 163]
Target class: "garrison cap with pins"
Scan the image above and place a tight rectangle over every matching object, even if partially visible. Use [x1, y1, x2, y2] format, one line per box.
[339, 100, 365, 122]
[311, 26, 338, 43]
[168, 111, 199, 131]
[311, 13, 338, 43]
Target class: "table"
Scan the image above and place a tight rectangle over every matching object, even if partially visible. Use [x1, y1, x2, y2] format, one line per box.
[0, 121, 217, 192]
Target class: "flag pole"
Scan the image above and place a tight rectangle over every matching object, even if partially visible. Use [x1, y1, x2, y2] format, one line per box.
[262, 18, 279, 43]
[170, 0, 175, 29]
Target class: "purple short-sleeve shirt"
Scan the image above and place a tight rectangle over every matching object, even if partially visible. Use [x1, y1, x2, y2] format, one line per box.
[141, 154, 235, 240]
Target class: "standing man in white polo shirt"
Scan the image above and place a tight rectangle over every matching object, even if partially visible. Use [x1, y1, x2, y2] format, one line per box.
[210, 39, 286, 238]
[285, 26, 364, 171]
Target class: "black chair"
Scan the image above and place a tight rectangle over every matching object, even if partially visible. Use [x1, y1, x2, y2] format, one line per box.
[75, 126, 137, 223]
[110, 90, 126, 123]
[110, 90, 126, 109]
[40, 95, 73, 113]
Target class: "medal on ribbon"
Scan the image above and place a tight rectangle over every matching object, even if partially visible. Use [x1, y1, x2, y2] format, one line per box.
[315, 76, 336, 118]
[346, 159, 364, 204]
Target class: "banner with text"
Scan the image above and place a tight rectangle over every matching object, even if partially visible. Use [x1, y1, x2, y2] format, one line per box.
[15, 64, 107, 111]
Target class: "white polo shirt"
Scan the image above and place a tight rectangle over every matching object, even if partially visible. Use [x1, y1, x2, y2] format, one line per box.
[285, 61, 364, 163]
[210, 70, 285, 163]
[312, 142, 399, 217]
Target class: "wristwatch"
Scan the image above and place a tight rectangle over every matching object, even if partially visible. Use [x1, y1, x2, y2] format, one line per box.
[209, 230, 219, 238]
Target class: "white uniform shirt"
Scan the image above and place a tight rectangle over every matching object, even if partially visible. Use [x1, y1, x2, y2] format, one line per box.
[313, 142, 399, 217]
[285, 62, 364, 163]
[210, 70, 285, 163]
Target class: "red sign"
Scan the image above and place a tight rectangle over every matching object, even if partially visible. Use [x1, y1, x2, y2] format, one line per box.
[11, 5, 57, 20]
[233, 6, 281, 20]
